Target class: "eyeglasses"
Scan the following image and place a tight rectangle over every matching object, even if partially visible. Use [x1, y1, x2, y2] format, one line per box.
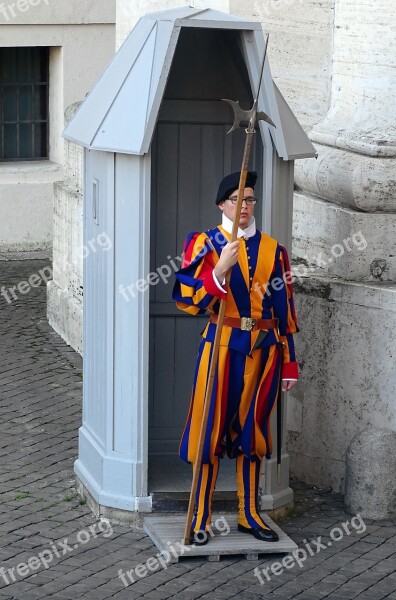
[226, 196, 257, 205]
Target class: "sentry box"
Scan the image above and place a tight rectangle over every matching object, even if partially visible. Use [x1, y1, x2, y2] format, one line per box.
[63, 6, 316, 520]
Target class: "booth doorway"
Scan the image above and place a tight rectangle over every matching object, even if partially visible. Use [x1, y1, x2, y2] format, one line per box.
[148, 28, 264, 503]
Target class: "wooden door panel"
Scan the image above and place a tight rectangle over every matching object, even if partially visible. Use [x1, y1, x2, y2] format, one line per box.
[149, 113, 262, 454]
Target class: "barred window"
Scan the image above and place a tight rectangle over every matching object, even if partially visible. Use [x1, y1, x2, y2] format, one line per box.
[0, 47, 49, 161]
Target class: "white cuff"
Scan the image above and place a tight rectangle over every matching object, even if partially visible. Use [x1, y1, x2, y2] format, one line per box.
[212, 270, 227, 293]
[282, 378, 298, 382]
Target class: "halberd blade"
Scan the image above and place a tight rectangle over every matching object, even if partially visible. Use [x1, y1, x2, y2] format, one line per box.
[256, 111, 276, 128]
[222, 99, 276, 133]
[222, 99, 253, 133]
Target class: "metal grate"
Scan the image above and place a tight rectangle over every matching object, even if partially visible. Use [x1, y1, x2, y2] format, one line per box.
[0, 47, 49, 161]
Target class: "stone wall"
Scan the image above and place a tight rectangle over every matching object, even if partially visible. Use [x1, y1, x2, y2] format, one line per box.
[289, 278, 396, 492]
[47, 103, 84, 353]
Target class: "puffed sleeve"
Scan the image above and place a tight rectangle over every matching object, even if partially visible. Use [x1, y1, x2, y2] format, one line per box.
[172, 231, 227, 316]
[269, 243, 300, 380]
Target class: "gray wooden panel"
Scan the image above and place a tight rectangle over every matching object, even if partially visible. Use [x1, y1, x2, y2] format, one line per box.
[149, 314, 207, 437]
[83, 150, 114, 447]
[152, 123, 179, 305]
[149, 29, 266, 454]
[149, 115, 263, 454]
[150, 120, 263, 311]
[271, 155, 294, 248]
[150, 317, 174, 429]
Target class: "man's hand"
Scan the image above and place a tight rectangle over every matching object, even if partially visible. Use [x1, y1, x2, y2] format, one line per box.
[282, 380, 297, 392]
[213, 240, 240, 282]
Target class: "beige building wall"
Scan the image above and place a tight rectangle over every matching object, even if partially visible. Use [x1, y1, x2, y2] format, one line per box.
[229, 0, 334, 130]
[116, 0, 230, 48]
[0, 1, 116, 251]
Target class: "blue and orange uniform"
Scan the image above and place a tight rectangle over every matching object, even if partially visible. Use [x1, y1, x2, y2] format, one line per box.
[172, 173, 299, 542]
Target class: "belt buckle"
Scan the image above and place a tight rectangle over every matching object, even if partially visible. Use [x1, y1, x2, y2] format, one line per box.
[241, 317, 256, 331]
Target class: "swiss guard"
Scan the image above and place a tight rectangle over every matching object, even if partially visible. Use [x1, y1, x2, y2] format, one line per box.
[172, 170, 300, 545]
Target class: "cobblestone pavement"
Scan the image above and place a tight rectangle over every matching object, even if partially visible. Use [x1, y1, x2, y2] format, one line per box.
[0, 259, 396, 600]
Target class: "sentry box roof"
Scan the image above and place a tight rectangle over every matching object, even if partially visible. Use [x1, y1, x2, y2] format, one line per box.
[63, 6, 316, 160]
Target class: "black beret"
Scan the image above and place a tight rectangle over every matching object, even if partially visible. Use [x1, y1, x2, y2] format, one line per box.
[215, 171, 257, 205]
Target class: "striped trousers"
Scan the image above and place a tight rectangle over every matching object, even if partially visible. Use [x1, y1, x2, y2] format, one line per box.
[179, 341, 282, 465]
[183, 339, 283, 533]
[191, 453, 271, 533]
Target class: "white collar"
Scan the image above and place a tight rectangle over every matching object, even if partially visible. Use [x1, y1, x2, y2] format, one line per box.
[221, 213, 256, 239]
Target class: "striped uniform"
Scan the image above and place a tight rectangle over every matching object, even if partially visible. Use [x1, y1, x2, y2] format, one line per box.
[172, 224, 299, 532]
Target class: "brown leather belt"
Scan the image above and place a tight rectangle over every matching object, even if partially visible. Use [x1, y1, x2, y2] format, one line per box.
[209, 313, 278, 332]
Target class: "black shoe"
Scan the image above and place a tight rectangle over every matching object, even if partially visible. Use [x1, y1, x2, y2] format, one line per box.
[237, 522, 279, 542]
[188, 528, 209, 546]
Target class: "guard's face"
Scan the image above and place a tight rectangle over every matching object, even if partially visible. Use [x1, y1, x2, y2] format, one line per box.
[218, 187, 255, 230]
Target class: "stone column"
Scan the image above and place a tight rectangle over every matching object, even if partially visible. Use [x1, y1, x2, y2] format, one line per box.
[289, 0, 396, 491]
[296, 0, 396, 214]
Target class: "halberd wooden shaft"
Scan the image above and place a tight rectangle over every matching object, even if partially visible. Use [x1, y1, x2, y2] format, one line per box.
[277, 342, 285, 485]
[183, 35, 271, 545]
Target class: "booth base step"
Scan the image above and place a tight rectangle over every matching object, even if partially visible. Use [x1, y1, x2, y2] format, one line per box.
[150, 491, 237, 512]
[143, 513, 297, 562]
